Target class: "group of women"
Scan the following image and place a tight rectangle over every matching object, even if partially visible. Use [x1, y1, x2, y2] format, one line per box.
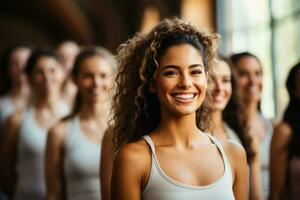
[0, 18, 299, 200]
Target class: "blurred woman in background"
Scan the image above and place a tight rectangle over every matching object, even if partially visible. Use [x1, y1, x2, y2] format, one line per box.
[1, 49, 68, 199]
[56, 40, 80, 108]
[210, 56, 241, 144]
[46, 46, 115, 200]
[270, 62, 300, 200]
[226, 52, 273, 199]
[0, 44, 31, 127]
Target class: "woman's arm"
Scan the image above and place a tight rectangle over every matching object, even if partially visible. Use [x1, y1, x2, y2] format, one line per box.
[224, 141, 248, 200]
[45, 121, 67, 200]
[248, 136, 263, 200]
[0, 112, 22, 197]
[100, 127, 114, 200]
[111, 142, 150, 200]
[229, 142, 248, 200]
[269, 122, 291, 200]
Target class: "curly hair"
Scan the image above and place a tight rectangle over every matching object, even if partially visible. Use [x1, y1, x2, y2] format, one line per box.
[112, 18, 219, 150]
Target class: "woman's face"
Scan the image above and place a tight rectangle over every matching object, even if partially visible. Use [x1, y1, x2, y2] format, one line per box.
[75, 56, 113, 104]
[30, 56, 64, 96]
[210, 60, 232, 111]
[56, 42, 79, 73]
[153, 43, 207, 117]
[9, 47, 31, 85]
[233, 56, 263, 104]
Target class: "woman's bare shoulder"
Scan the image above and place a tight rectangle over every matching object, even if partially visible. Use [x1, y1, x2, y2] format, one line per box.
[47, 119, 70, 146]
[273, 122, 292, 138]
[220, 139, 246, 161]
[114, 139, 151, 165]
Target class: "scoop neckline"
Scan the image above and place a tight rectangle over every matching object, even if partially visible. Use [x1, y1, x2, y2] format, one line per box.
[146, 134, 227, 190]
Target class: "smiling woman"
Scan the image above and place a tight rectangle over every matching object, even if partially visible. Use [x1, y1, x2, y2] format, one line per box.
[45, 46, 116, 200]
[110, 18, 248, 200]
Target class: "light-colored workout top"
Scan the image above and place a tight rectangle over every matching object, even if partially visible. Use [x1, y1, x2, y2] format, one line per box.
[64, 116, 101, 200]
[259, 114, 273, 199]
[0, 95, 15, 127]
[223, 122, 242, 145]
[15, 105, 68, 200]
[142, 134, 235, 200]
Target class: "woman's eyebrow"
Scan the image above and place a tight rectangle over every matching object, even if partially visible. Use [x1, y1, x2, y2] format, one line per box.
[161, 64, 204, 70]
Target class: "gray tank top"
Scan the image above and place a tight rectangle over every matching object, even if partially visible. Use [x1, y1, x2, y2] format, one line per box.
[15, 104, 68, 200]
[64, 116, 101, 200]
[142, 134, 235, 200]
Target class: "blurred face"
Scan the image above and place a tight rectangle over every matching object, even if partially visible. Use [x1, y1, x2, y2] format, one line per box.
[152, 44, 207, 117]
[9, 47, 31, 85]
[75, 56, 113, 104]
[210, 60, 232, 111]
[56, 42, 79, 73]
[233, 56, 263, 104]
[30, 56, 64, 96]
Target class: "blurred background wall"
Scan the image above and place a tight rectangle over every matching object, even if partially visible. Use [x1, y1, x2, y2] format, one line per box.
[0, 0, 299, 120]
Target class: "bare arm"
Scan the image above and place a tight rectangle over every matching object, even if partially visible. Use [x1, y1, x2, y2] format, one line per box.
[45, 121, 67, 200]
[111, 142, 150, 200]
[100, 127, 114, 200]
[224, 141, 248, 200]
[0, 112, 22, 197]
[269, 122, 291, 200]
[248, 136, 263, 200]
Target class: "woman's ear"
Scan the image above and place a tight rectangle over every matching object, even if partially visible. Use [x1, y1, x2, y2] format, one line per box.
[149, 81, 156, 93]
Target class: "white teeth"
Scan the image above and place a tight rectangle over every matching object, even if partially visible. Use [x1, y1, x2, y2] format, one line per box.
[174, 94, 194, 99]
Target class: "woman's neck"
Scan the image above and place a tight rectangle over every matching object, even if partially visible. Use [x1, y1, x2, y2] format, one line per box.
[155, 112, 203, 148]
[244, 101, 259, 120]
[9, 84, 29, 99]
[212, 110, 223, 128]
[80, 99, 111, 122]
[211, 110, 227, 140]
[33, 92, 61, 110]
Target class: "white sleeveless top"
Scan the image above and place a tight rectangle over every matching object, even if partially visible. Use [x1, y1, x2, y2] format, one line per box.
[64, 116, 101, 200]
[142, 134, 235, 200]
[223, 122, 242, 145]
[0, 95, 15, 127]
[15, 105, 69, 200]
[259, 114, 273, 199]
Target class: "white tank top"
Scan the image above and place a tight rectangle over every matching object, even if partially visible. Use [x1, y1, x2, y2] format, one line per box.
[259, 114, 273, 199]
[15, 104, 69, 200]
[142, 134, 235, 200]
[64, 116, 101, 200]
[0, 95, 15, 127]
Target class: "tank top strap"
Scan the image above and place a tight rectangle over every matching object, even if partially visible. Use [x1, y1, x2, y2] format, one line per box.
[65, 116, 80, 148]
[206, 134, 225, 155]
[142, 135, 156, 154]
[206, 134, 232, 176]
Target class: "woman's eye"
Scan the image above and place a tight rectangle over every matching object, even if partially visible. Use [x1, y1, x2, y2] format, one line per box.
[163, 71, 177, 76]
[191, 70, 203, 75]
[222, 78, 231, 83]
[82, 73, 93, 79]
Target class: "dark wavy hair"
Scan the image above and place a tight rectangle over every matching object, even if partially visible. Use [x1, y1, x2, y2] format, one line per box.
[25, 48, 60, 77]
[222, 52, 263, 163]
[112, 18, 219, 150]
[283, 62, 300, 158]
[0, 44, 32, 95]
[66, 46, 116, 119]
